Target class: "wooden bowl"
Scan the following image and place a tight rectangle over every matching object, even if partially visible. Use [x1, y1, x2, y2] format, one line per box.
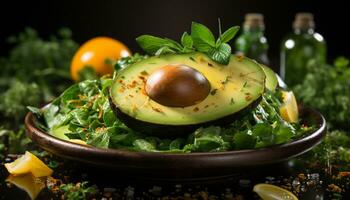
[25, 106, 326, 180]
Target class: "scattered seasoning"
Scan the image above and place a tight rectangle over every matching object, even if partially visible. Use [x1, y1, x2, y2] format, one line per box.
[230, 98, 235, 105]
[189, 57, 196, 62]
[328, 184, 342, 193]
[127, 80, 138, 89]
[210, 89, 218, 95]
[98, 108, 103, 118]
[118, 80, 124, 84]
[193, 107, 199, 112]
[198, 56, 207, 63]
[78, 94, 87, 100]
[138, 76, 147, 83]
[132, 105, 138, 113]
[243, 81, 248, 88]
[121, 75, 125, 79]
[204, 105, 209, 108]
[207, 62, 213, 67]
[240, 71, 259, 79]
[95, 127, 107, 133]
[245, 95, 252, 101]
[338, 172, 350, 177]
[140, 71, 149, 76]
[298, 174, 306, 181]
[152, 107, 163, 113]
[221, 76, 232, 85]
[236, 54, 244, 62]
[141, 86, 147, 95]
[119, 88, 125, 93]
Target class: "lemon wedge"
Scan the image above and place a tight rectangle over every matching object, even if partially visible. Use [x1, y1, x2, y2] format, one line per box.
[50, 125, 88, 145]
[5, 151, 53, 177]
[6, 174, 45, 200]
[279, 91, 299, 123]
[253, 183, 298, 200]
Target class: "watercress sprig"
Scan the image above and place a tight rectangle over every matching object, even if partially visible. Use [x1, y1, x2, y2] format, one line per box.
[136, 22, 239, 65]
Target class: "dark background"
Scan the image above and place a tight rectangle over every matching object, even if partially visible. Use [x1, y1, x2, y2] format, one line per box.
[1, 0, 348, 70]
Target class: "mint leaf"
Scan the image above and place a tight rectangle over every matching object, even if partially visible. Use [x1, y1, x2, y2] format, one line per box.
[135, 22, 239, 65]
[136, 35, 181, 55]
[207, 43, 231, 65]
[164, 38, 183, 50]
[155, 46, 176, 56]
[181, 32, 193, 49]
[191, 22, 216, 52]
[216, 26, 240, 46]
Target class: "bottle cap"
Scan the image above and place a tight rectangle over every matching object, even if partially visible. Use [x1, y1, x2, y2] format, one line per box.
[293, 13, 315, 29]
[243, 13, 265, 30]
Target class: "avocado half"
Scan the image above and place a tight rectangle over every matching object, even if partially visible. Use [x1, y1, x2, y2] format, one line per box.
[109, 53, 268, 137]
[261, 64, 278, 91]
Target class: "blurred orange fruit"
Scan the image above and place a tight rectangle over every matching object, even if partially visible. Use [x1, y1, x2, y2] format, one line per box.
[70, 37, 131, 81]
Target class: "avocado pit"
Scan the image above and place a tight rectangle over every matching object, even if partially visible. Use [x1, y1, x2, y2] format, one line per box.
[145, 65, 211, 107]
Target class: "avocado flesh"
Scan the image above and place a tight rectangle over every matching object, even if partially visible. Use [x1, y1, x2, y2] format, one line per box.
[110, 53, 266, 135]
[261, 64, 278, 91]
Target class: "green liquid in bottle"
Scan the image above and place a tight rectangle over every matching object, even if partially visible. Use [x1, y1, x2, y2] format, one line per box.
[235, 13, 269, 65]
[280, 13, 327, 86]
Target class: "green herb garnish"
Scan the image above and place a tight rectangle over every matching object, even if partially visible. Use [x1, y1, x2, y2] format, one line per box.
[136, 22, 239, 65]
[59, 181, 98, 200]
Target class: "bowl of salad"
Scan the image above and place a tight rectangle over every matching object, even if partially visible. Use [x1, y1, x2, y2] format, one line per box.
[25, 22, 326, 179]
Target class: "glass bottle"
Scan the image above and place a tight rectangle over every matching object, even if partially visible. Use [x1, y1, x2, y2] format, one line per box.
[235, 13, 269, 65]
[280, 13, 327, 86]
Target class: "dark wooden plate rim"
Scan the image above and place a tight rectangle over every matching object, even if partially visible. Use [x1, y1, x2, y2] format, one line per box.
[25, 107, 326, 159]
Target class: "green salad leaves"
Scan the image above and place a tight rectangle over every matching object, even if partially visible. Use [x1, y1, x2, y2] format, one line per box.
[31, 72, 313, 152]
[136, 22, 239, 65]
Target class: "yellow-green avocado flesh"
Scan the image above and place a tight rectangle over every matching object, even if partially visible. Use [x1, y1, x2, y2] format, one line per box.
[110, 53, 267, 135]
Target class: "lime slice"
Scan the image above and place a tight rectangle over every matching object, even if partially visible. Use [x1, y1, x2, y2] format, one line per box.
[253, 183, 298, 200]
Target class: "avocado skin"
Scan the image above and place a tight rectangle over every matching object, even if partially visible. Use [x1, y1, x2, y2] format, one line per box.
[108, 94, 261, 138]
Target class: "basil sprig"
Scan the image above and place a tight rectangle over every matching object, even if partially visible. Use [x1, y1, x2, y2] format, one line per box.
[136, 22, 239, 65]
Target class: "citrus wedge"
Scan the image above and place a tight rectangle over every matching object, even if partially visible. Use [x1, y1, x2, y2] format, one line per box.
[279, 91, 299, 123]
[253, 183, 298, 200]
[6, 174, 45, 200]
[5, 151, 53, 177]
